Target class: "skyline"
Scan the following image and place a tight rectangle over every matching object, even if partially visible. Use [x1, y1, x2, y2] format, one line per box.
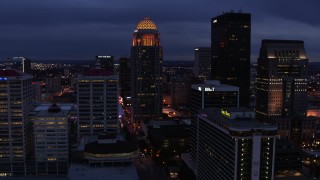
[0, 0, 320, 61]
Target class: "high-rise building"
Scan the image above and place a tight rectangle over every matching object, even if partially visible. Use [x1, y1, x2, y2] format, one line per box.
[11, 57, 31, 73]
[76, 68, 119, 139]
[190, 80, 239, 114]
[194, 47, 211, 81]
[188, 107, 277, 180]
[170, 75, 192, 108]
[131, 17, 163, 123]
[190, 80, 239, 169]
[31, 104, 72, 175]
[211, 12, 251, 107]
[45, 77, 61, 93]
[256, 40, 308, 122]
[96, 55, 114, 72]
[0, 68, 33, 176]
[119, 57, 131, 100]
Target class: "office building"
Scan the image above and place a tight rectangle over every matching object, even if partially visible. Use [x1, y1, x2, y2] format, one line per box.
[194, 47, 211, 81]
[45, 77, 62, 93]
[0, 68, 33, 176]
[96, 55, 114, 72]
[211, 12, 251, 107]
[191, 80, 239, 114]
[131, 17, 163, 123]
[31, 81, 43, 102]
[11, 57, 31, 73]
[189, 107, 277, 180]
[119, 57, 131, 101]
[190, 80, 239, 166]
[76, 67, 119, 139]
[31, 104, 72, 175]
[171, 75, 193, 108]
[256, 40, 308, 122]
[274, 139, 302, 176]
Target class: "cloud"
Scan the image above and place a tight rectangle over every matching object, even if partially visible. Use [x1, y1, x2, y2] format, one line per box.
[0, 0, 319, 61]
[252, 16, 320, 61]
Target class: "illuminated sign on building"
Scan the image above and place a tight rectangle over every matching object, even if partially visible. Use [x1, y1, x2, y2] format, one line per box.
[205, 87, 215, 91]
[221, 109, 231, 117]
[198, 87, 215, 92]
[0, 77, 8, 81]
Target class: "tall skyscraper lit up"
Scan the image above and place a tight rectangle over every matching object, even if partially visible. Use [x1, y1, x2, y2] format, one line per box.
[211, 12, 251, 107]
[256, 40, 308, 122]
[131, 17, 163, 123]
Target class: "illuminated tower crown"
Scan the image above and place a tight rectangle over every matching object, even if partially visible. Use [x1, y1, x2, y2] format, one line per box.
[132, 17, 160, 47]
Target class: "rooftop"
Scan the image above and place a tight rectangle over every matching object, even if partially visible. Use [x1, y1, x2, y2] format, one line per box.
[32, 104, 74, 117]
[84, 140, 138, 154]
[192, 80, 239, 91]
[68, 163, 139, 180]
[83, 69, 114, 76]
[199, 107, 277, 131]
[136, 17, 157, 30]
[0, 69, 23, 76]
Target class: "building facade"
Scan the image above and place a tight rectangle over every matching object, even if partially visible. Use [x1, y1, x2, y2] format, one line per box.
[0, 69, 33, 176]
[256, 40, 308, 122]
[119, 57, 131, 101]
[194, 47, 211, 81]
[190, 80, 239, 168]
[11, 57, 31, 74]
[211, 12, 251, 107]
[76, 69, 119, 139]
[131, 17, 163, 123]
[190, 80, 239, 114]
[192, 107, 277, 180]
[31, 104, 72, 175]
[170, 75, 193, 108]
[96, 55, 114, 72]
[45, 77, 61, 93]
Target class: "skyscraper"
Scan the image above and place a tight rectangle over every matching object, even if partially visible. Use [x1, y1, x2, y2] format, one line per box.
[187, 107, 277, 180]
[256, 40, 308, 122]
[119, 57, 131, 100]
[131, 17, 163, 123]
[96, 55, 114, 72]
[211, 12, 251, 107]
[76, 67, 119, 139]
[190, 80, 239, 168]
[194, 47, 211, 81]
[0, 68, 33, 176]
[190, 80, 239, 114]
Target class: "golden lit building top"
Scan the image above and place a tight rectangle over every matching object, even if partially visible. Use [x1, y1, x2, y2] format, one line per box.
[132, 17, 160, 47]
[136, 17, 157, 30]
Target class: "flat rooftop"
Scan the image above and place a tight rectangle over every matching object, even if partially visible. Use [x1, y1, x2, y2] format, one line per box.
[33, 104, 74, 111]
[84, 140, 138, 154]
[68, 163, 139, 180]
[199, 107, 277, 131]
[192, 80, 239, 91]
[33, 110, 70, 118]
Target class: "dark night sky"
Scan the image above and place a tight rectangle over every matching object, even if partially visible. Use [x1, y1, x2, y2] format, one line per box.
[0, 0, 319, 62]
